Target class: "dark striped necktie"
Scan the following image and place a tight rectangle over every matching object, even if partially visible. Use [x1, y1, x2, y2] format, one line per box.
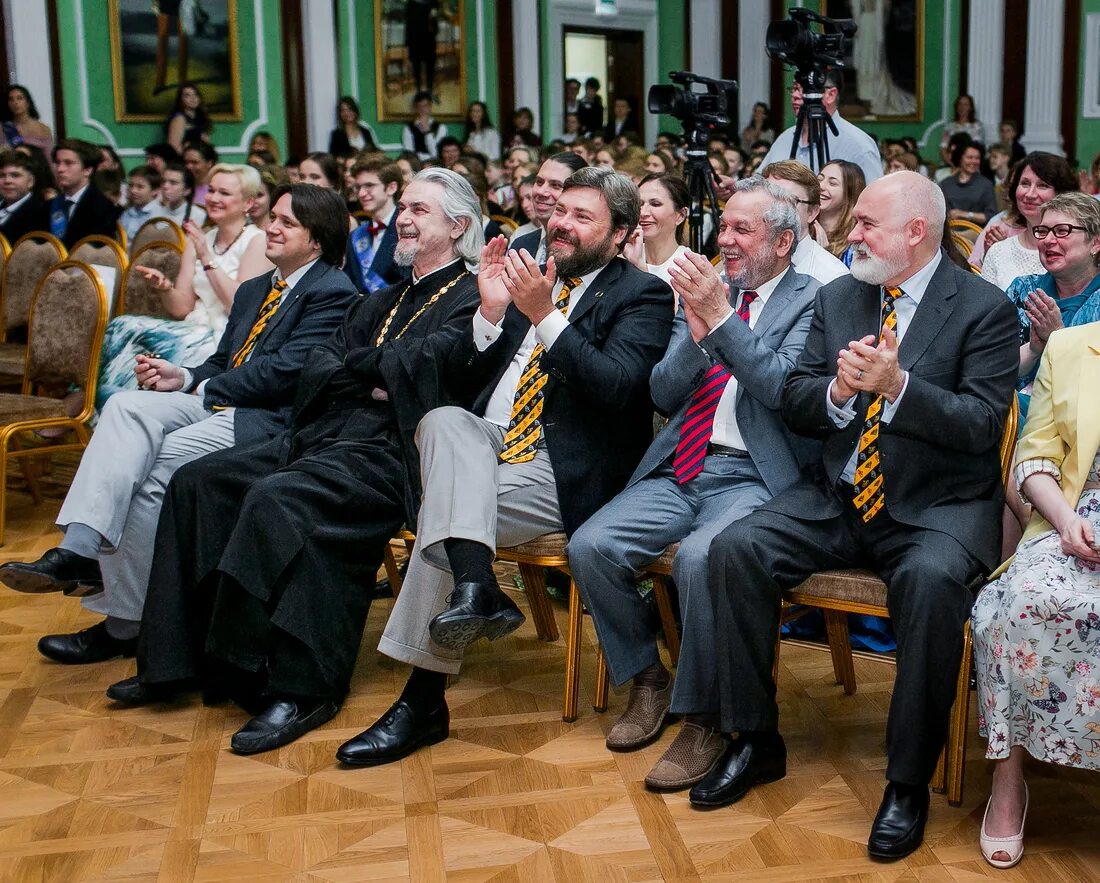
[852, 286, 904, 522]
[232, 279, 288, 368]
[671, 290, 757, 483]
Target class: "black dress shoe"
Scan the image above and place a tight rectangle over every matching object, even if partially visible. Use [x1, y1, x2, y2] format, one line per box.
[0, 548, 103, 597]
[867, 782, 929, 860]
[106, 675, 193, 705]
[229, 699, 340, 755]
[37, 622, 137, 665]
[688, 730, 786, 808]
[428, 580, 525, 651]
[336, 698, 449, 766]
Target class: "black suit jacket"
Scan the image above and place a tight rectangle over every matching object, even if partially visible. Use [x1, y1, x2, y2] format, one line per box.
[508, 228, 541, 257]
[577, 97, 603, 136]
[52, 185, 122, 248]
[185, 260, 359, 445]
[343, 219, 406, 293]
[448, 257, 674, 535]
[0, 195, 49, 244]
[772, 253, 1020, 571]
[328, 124, 378, 156]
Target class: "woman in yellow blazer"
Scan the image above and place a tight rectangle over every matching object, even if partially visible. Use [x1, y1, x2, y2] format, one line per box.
[972, 322, 1100, 869]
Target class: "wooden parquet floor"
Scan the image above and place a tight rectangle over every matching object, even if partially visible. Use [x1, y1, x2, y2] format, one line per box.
[0, 488, 1099, 882]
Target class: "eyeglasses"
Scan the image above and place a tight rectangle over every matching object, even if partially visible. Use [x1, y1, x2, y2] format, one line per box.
[793, 198, 815, 206]
[1032, 224, 1089, 240]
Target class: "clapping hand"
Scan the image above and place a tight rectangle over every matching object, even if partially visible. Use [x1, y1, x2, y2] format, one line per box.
[836, 326, 906, 402]
[476, 234, 513, 324]
[134, 355, 185, 392]
[622, 227, 646, 271]
[1024, 290, 1063, 347]
[667, 251, 732, 342]
[183, 219, 210, 263]
[504, 249, 557, 325]
[133, 264, 173, 291]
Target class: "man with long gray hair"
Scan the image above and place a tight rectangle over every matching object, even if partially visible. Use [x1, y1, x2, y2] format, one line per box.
[103, 169, 484, 755]
[337, 165, 675, 767]
[569, 176, 820, 791]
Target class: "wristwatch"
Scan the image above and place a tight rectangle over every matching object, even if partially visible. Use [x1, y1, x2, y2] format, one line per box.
[202, 257, 221, 272]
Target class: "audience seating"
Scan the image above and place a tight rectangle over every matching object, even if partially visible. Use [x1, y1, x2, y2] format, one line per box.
[947, 218, 984, 246]
[490, 214, 519, 237]
[117, 242, 183, 318]
[0, 260, 108, 544]
[69, 236, 128, 313]
[0, 233, 68, 380]
[115, 222, 128, 251]
[129, 217, 185, 256]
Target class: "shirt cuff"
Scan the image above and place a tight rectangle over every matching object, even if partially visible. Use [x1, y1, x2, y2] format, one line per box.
[880, 371, 910, 423]
[180, 367, 193, 392]
[534, 308, 570, 351]
[826, 379, 857, 427]
[473, 308, 503, 352]
[194, 378, 208, 397]
[1015, 457, 1061, 504]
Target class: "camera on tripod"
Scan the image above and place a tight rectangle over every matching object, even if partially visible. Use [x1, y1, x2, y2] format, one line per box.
[647, 71, 738, 132]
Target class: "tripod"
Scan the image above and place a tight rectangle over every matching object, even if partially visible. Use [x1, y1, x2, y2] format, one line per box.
[789, 69, 839, 172]
[681, 128, 722, 254]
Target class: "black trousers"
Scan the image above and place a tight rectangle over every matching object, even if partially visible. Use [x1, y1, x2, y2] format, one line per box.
[707, 501, 984, 787]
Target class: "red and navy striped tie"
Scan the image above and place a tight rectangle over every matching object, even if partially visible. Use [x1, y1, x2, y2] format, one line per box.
[671, 290, 757, 484]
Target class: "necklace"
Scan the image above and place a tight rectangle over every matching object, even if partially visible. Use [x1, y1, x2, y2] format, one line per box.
[375, 271, 468, 345]
[212, 225, 247, 256]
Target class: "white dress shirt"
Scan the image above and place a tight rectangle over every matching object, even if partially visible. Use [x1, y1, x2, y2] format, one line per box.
[0, 192, 32, 225]
[475, 263, 605, 428]
[707, 267, 787, 450]
[828, 251, 943, 483]
[372, 204, 397, 252]
[792, 234, 850, 285]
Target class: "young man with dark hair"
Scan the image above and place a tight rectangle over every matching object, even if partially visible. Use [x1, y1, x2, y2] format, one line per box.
[508, 151, 589, 261]
[345, 157, 408, 293]
[0, 150, 48, 242]
[49, 138, 122, 247]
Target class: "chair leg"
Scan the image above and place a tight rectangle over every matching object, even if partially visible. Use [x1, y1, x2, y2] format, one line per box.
[562, 578, 583, 722]
[651, 576, 681, 666]
[823, 609, 857, 695]
[518, 562, 559, 641]
[931, 749, 947, 793]
[772, 623, 782, 689]
[947, 623, 974, 807]
[0, 431, 10, 546]
[382, 541, 403, 598]
[594, 645, 609, 712]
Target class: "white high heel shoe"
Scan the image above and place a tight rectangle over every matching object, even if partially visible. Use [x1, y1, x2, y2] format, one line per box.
[979, 782, 1029, 869]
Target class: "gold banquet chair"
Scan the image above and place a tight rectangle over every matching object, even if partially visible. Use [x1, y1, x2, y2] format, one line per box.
[117, 242, 183, 318]
[0, 232, 67, 380]
[69, 235, 129, 314]
[0, 261, 108, 544]
[129, 216, 185, 257]
[947, 218, 984, 246]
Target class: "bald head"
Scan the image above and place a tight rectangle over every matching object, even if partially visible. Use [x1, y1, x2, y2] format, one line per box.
[848, 171, 946, 286]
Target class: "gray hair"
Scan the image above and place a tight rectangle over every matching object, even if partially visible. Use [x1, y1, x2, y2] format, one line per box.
[899, 174, 946, 243]
[732, 175, 801, 243]
[561, 165, 641, 248]
[1042, 191, 1100, 266]
[413, 167, 486, 266]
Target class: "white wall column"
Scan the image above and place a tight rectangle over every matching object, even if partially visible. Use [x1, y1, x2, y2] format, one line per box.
[966, 0, 1004, 139]
[738, 1, 770, 133]
[513, 0, 542, 134]
[302, 0, 340, 152]
[689, 0, 721, 80]
[1020, 0, 1066, 155]
[4, 0, 56, 134]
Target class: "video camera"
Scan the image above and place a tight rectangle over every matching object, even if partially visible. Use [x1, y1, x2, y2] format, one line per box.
[765, 8, 855, 82]
[647, 71, 738, 132]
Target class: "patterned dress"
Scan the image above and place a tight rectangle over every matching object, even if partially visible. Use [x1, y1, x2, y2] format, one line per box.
[972, 450, 1100, 770]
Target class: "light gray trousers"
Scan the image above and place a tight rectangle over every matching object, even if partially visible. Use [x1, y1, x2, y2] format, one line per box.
[378, 406, 563, 674]
[56, 389, 236, 624]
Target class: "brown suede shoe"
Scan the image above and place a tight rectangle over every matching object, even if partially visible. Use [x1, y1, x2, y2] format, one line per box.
[604, 665, 672, 751]
[644, 721, 728, 791]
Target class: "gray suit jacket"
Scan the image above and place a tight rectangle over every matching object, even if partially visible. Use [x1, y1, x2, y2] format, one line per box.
[631, 265, 820, 497]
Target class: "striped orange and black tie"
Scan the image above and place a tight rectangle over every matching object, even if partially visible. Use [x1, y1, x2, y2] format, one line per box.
[852, 286, 904, 523]
[498, 278, 581, 464]
[231, 279, 287, 368]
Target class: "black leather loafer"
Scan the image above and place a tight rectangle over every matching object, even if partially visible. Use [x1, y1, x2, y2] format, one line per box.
[230, 699, 340, 755]
[688, 730, 786, 808]
[428, 580, 525, 651]
[37, 622, 137, 665]
[1, 548, 103, 597]
[336, 698, 449, 766]
[106, 675, 193, 705]
[867, 782, 929, 860]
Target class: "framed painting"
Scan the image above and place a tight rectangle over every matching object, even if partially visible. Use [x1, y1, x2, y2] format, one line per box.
[374, 0, 467, 122]
[108, 0, 242, 123]
[822, 0, 924, 122]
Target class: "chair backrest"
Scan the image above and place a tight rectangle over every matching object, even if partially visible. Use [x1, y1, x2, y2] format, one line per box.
[69, 236, 129, 309]
[948, 218, 983, 245]
[23, 261, 108, 412]
[0, 232, 67, 338]
[118, 241, 183, 318]
[0, 234, 9, 297]
[490, 214, 519, 236]
[130, 216, 185, 255]
[115, 221, 128, 250]
[950, 233, 974, 258]
[999, 394, 1019, 489]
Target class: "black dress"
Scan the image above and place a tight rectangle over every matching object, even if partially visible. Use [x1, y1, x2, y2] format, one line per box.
[136, 260, 480, 701]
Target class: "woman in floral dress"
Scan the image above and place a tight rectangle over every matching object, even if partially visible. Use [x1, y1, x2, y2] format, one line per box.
[972, 322, 1100, 869]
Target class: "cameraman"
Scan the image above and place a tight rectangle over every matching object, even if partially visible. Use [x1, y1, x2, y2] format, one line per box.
[759, 71, 882, 185]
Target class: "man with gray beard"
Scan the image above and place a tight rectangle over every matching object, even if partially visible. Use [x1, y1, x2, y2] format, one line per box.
[567, 177, 820, 792]
[337, 166, 674, 767]
[701, 172, 1019, 860]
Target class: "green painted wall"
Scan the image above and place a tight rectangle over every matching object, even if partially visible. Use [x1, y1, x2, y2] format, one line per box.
[1079, 0, 1100, 167]
[57, 0, 287, 165]
[654, 0, 687, 134]
[338, 0, 499, 149]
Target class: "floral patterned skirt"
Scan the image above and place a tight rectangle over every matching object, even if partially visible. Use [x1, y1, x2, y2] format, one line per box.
[971, 487, 1100, 769]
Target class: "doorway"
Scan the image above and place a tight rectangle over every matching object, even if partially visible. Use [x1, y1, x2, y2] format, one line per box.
[563, 27, 645, 142]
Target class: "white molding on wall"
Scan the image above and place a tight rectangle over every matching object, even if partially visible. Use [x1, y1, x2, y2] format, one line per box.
[345, 0, 360, 101]
[689, 0, 721, 82]
[513, 0, 542, 134]
[476, 0, 486, 101]
[1020, 0, 1066, 155]
[303, 0, 341, 151]
[966, 0, 1004, 140]
[738, 0, 769, 131]
[6, 0, 56, 133]
[1084, 14, 1100, 119]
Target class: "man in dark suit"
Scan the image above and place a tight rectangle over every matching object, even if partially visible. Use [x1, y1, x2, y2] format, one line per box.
[508, 152, 588, 262]
[568, 177, 820, 792]
[337, 166, 674, 767]
[0, 151, 48, 243]
[48, 139, 122, 248]
[345, 157, 408, 293]
[696, 172, 1020, 859]
[0, 185, 358, 664]
[577, 77, 605, 137]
